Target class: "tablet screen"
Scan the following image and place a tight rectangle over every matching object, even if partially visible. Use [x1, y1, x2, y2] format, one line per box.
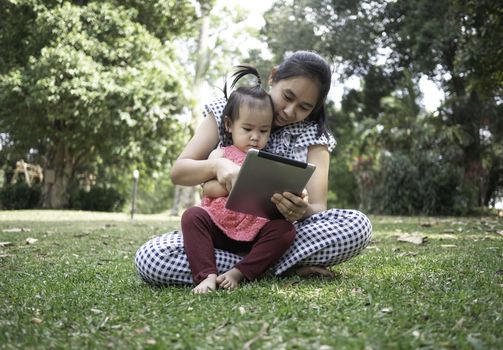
[225, 149, 316, 219]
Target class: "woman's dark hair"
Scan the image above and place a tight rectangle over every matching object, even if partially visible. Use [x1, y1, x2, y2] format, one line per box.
[271, 51, 332, 137]
[222, 65, 274, 123]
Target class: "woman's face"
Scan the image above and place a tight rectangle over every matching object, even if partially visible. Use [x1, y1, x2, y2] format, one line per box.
[269, 76, 320, 126]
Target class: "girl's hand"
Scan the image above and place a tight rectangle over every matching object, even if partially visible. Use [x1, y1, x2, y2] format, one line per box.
[271, 189, 309, 222]
[215, 157, 240, 193]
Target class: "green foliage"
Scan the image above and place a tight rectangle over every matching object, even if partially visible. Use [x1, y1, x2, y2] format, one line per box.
[70, 186, 125, 212]
[262, 0, 503, 212]
[132, 171, 176, 214]
[0, 0, 192, 207]
[263, 0, 503, 212]
[0, 182, 41, 209]
[325, 103, 359, 208]
[110, 0, 208, 41]
[369, 151, 469, 216]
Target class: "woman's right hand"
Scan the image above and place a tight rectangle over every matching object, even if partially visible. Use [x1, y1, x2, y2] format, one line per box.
[215, 157, 240, 193]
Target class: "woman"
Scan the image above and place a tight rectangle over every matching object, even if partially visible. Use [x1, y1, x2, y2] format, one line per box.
[135, 51, 372, 286]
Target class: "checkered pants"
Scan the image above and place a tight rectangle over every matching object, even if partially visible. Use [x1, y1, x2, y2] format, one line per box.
[134, 209, 372, 286]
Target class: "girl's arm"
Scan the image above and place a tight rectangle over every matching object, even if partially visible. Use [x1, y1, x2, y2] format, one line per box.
[202, 148, 229, 198]
[170, 113, 240, 191]
[271, 145, 329, 221]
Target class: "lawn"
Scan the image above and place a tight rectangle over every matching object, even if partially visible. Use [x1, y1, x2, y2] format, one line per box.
[1, 210, 502, 349]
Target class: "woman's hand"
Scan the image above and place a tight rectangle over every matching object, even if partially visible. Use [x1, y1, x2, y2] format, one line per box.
[271, 189, 309, 222]
[215, 157, 240, 193]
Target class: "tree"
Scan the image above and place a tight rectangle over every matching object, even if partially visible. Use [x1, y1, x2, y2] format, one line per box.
[0, 0, 195, 208]
[262, 0, 503, 211]
[170, 2, 269, 214]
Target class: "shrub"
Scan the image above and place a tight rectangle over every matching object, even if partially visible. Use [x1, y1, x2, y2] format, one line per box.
[70, 186, 125, 212]
[369, 151, 469, 215]
[0, 182, 41, 209]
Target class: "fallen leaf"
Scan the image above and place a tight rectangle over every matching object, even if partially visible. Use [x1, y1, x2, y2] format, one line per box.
[134, 326, 150, 334]
[0, 242, 14, 247]
[90, 308, 103, 314]
[145, 339, 156, 345]
[25, 238, 38, 245]
[239, 306, 246, 315]
[398, 251, 418, 257]
[319, 346, 333, 350]
[73, 233, 90, 238]
[397, 235, 427, 245]
[442, 229, 456, 234]
[441, 244, 457, 248]
[467, 333, 485, 350]
[0, 254, 12, 258]
[381, 307, 393, 313]
[439, 234, 457, 240]
[2, 227, 31, 233]
[31, 317, 43, 324]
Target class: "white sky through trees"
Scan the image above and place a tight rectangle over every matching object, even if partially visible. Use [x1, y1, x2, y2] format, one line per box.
[221, 0, 443, 112]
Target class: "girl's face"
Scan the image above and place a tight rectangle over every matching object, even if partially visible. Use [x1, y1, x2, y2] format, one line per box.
[225, 103, 273, 153]
[269, 75, 320, 126]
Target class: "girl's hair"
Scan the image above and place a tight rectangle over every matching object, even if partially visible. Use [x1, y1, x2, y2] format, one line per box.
[271, 51, 332, 137]
[222, 65, 274, 123]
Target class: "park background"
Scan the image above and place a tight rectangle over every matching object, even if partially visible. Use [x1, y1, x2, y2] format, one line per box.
[1, 2, 502, 349]
[1, 0, 501, 216]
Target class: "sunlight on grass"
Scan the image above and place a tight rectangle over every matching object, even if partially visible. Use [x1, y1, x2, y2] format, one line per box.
[0, 210, 179, 222]
[1, 211, 502, 349]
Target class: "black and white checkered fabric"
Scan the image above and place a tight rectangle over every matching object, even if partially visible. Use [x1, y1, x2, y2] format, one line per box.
[134, 98, 372, 285]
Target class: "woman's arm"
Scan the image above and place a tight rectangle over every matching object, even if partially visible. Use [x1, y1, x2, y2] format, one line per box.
[271, 145, 329, 221]
[170, 113, 240, 191]
[303, 144, 329, 215]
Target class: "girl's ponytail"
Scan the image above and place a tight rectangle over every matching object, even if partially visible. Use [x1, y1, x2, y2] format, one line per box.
[223, 65, 263, 100]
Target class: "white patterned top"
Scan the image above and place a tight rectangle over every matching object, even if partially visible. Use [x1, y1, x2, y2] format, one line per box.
[203, 97, 336, 162]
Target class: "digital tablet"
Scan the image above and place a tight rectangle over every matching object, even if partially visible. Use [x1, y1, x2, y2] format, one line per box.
[225, 149, 316, 219]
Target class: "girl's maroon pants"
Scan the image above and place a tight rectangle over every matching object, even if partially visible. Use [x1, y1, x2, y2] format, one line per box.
[181, 206, 295, 284]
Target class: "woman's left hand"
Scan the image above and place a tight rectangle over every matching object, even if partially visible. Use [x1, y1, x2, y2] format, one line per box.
[271, 189, 309, 222]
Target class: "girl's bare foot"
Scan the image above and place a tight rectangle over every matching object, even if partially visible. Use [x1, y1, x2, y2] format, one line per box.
[192, 274, 217, 294]
[216, 268, 244, 290]
[282, 265, 335, 279]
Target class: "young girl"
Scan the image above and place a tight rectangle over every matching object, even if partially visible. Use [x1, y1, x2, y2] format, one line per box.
[135, 51, 372, 286]
[182, 66, 295, 293]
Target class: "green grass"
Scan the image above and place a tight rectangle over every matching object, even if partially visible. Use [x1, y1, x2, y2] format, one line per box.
[1, 211, 502, 349]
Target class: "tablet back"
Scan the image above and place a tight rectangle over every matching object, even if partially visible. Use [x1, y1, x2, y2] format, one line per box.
[225, 149, 315, 219]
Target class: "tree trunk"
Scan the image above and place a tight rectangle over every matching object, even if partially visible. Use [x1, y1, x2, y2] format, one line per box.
[170, 11, 211, 214]
[41, 140, 74, 209]
[170, 186, 201, 216]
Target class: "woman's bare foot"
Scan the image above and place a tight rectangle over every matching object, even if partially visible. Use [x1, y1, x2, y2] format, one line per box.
[216, 268, 244, 290]
[192, 274, 217, 294]
[282, 265, 335, 279]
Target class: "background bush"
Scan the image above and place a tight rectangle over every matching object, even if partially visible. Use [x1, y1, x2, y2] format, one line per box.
[0, 182, 41, 209]
[369, 151, 470, 216]
[70, 186, 125, 212]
